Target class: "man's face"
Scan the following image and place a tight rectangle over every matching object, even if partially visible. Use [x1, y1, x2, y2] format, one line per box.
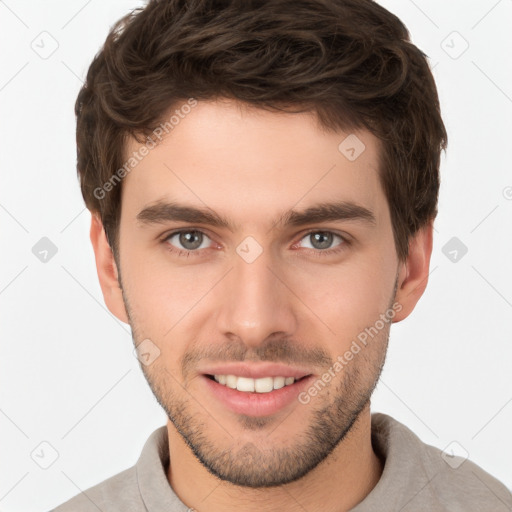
[112, 99, 404, 487]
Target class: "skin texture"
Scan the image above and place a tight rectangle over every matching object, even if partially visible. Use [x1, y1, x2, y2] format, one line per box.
[90, 98, 433, 512]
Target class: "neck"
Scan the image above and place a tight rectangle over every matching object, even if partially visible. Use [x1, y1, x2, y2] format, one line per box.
[166, 404, 383, 512]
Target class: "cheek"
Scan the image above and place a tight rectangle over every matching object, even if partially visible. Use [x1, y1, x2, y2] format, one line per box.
[121, 245, 223, 336]
[287, 254, 395, 339]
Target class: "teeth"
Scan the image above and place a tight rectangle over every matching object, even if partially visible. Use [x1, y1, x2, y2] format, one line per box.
[213, 374, 297, 393]
[237, 377, 255, 392]
[273, 376, 285, 389]
[225, 374, 237, 389]
[254, 377, 273, 393]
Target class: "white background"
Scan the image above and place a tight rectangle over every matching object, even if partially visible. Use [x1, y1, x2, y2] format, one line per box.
[0, 0, 511, 510]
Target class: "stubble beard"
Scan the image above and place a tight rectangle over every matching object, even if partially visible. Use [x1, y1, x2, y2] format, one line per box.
[122, 274, 397, 488]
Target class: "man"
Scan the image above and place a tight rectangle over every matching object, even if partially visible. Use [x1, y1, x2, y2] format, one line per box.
[53, 0, 512, 510]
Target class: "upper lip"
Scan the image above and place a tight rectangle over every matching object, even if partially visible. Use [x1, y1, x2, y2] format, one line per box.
[199, 362, 313, 380]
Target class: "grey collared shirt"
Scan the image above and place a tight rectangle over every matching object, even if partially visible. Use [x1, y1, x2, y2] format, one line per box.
[51, 413, 512, 511]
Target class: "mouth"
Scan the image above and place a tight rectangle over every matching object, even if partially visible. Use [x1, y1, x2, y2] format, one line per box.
[201, 372, 315, 417]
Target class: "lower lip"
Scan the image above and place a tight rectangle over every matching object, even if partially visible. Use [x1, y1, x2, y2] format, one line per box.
[201, 374, 314, 417]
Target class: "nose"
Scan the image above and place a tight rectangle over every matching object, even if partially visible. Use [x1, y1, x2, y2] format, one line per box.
[215, 246, 298, 348]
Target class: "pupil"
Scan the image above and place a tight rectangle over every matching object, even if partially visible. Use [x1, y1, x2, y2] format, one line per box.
[180, 231, 202, 250]
[312, 232, 332, 249]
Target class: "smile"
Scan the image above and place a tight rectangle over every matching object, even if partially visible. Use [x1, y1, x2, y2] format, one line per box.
[203, 373, 314, 416]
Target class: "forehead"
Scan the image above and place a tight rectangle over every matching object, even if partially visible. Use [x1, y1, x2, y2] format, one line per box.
[120, 99, 387, 228]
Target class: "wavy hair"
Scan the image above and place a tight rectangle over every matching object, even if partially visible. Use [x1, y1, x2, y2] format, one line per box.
[75, 0, 447, 261]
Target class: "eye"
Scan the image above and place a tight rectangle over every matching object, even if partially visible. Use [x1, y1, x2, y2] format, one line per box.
[165, 230, 212, 252]
[162, 229, 349, 259]
[297, 231, 346, 252]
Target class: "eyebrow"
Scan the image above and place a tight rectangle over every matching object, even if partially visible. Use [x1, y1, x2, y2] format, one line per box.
[136, 200, 376, 230]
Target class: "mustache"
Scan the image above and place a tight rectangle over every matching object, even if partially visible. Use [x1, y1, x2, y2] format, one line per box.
[181, 336, 333, 378]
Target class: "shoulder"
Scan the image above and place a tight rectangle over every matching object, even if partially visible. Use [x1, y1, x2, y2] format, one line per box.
[366, 413, 512, 511]
[419, 439, 512, 510]
[50, 425, 171, 512]
[50, 465, 143, 512]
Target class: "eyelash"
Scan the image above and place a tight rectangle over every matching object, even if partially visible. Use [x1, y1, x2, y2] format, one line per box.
[161, 229, 351, 258]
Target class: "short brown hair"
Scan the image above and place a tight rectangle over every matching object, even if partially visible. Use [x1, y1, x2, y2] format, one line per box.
[75, 0, 447, 261]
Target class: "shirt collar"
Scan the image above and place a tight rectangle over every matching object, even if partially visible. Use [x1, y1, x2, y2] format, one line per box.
[135, 425, 189, 510]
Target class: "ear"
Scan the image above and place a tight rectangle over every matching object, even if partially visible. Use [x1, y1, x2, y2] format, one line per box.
[89, 213, 129, 324]
[392, 221, 434, 323]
